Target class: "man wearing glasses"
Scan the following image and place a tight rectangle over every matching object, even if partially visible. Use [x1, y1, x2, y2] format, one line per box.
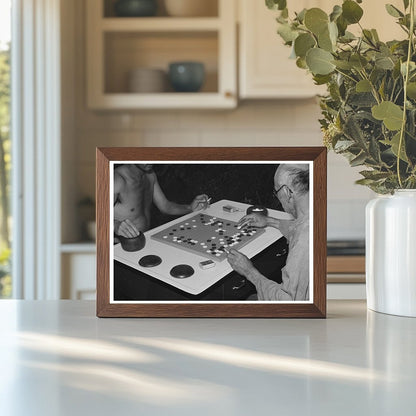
[227, 164, 310, 301]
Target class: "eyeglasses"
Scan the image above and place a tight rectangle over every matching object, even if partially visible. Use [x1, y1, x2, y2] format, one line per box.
[272, 184, 293, 199]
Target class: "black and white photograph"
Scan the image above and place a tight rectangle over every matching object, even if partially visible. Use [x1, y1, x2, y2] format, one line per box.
[110, 161, 313, 303]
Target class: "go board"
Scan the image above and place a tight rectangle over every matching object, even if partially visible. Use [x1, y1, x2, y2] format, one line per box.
[151, 213, 265, 262]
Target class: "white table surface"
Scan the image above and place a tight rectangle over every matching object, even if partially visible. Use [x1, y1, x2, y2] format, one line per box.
[1, 300, 416, 416]
[114, 199, 292, 295]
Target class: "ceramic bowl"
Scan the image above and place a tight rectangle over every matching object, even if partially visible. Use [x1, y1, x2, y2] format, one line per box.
[128, 68, 167, 93]
[168, 62, 205, 92]
[114, 0, 158, 17]
[246, 205, 268, 216]
[118, 232, 146, 252]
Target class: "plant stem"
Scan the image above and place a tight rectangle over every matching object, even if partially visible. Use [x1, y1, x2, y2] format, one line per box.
[397, 0, 415, 188]
[358, 69, 381, 104]
[334, 68, 358, 84]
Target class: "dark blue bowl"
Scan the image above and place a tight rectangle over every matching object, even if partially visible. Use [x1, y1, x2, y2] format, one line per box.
[114, 0, 157, 17]
[168, 62, 205, 92]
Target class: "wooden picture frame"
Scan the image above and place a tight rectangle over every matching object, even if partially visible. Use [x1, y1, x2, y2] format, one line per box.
[96, 147, 327, 318]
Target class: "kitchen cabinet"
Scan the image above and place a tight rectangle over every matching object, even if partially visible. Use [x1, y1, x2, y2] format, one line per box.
[238, 0, 325, 99]
[61, 245, 96, 300]
[86, 0, 237, 109]
[238, 0, 404, 99]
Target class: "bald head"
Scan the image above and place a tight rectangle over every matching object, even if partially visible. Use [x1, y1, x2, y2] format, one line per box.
[275, 164, 309, 195]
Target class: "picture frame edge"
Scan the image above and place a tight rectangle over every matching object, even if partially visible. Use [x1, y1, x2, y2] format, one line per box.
[96, 146, 327, 318]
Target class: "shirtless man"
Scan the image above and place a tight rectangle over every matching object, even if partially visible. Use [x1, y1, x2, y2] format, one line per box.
[114, 164, 210, 238]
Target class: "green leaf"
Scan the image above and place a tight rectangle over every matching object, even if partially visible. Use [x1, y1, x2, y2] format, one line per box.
[313, 74, 332, 85]
[360, 170, 391, 181]
[318, 27, 334, 52]
[336, 15, 348, 36]
[356, 79, 372, 92]
[371, 29, 380, 43]
[399, 14, 411, 29]
[372, 101, 404, 131]
[407, 82, 416, 99]
[277, 23, 298, 43]
[348, 92, 377, 107]
[355, 178, 378, 186]
[296, 57, 308, 69]
[383, 132, 409, 162]
[304, 8, 329, 35]
[334, 139, 355, 152]
[385, 4, 404, 18]
[333, 60, 353, 70]
[294, 33, 316, 58]
[350, 152, 367, 167]
[344, 114, 367, 147]
[306, 48, 336, 75]
[375, 55, 395, 70]
[378, 78, 386, 100]
[369, 136, 382, 163]
[393, 60, 402, 79]
[350, 54, 368, 70]
[330, 5, 342, 22]
[401, 61, 416, 76]
[408, 109, 416, 138]
[266, 0, 287, 11]
[339, 31, 356, 43]
[342, 0, 364, 24]
[328, 21, 338, 45]
[276, 14, 287, 24]
[363, 29, 376, 46]
[289, 44, 297, 59]
[296, 8, 307, 23]
[403, 0, 410, 10]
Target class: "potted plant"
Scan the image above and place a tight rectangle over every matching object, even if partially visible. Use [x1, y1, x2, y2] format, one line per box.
[266, 0, 416, 316]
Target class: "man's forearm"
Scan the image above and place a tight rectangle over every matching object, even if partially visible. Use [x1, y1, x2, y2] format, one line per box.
[266, 216, 293, 239]
[266, 216, 280, 229]
[161, 201, 192, 216]
[244, 266, 289, 301]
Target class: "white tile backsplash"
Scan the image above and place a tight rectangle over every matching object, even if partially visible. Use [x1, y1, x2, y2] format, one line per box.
[74, 100, 371, 240]
[328, 199, 369, 240]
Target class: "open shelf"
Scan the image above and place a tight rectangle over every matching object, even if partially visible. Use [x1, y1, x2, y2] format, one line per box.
[103, 0, 219, 18]
[104, 31, 218, 94]
[101, 17, 221, 31]
[90, 92, 234, 109]
[87, 0, 236, 109]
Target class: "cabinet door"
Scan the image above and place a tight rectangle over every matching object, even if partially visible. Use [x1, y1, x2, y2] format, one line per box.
[239, 0, 404, 99]
[62, 253, 96, 300]
[239, 0, 326, 99]
[356, 0, 404, 41]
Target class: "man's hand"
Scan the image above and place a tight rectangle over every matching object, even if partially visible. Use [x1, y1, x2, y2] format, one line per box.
[238, 213, 268, 229]
[117, 219, 141, 238]
[227, 249, 256, 277]
[190, 194, 210, 211]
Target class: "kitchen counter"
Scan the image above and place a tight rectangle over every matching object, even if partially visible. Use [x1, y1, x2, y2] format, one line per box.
[0, 300, 415, 415]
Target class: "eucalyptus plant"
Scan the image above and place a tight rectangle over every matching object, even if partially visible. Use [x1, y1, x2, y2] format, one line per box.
[266, 0, 416, 193]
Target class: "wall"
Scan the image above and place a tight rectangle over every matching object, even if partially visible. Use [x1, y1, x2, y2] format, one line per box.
[61, 0, 374, 243]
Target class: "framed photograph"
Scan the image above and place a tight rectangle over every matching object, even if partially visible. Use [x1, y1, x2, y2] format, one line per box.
[96, 147, 327, 318]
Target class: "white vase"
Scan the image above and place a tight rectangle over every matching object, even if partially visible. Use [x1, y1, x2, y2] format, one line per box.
[366, 190, 416, 317]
